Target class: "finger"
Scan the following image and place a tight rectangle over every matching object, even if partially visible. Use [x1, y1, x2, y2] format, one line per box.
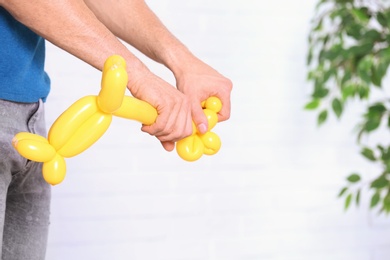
[217, 96, 231, 122]
[191, 103, 208, 134]
[154, 110, 180, 139]
[141, 107, 175, 136]
[156, 109, 192, 142]
[217, 78, 233, 122]
[142, 108, 190, 143]
[161, 141, 175, 151]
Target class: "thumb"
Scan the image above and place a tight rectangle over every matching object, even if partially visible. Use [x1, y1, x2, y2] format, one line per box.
[192, 104, 208, 135]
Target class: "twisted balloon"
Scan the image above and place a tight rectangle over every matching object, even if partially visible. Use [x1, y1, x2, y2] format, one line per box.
[12, 55, 222, 185]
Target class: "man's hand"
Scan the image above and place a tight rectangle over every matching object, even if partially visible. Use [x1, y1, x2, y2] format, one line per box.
[174, 56, 233, 134]
[128, 71, 194, 152]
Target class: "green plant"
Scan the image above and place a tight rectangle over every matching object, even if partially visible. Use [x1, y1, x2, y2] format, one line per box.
[306, 0, 390, 213]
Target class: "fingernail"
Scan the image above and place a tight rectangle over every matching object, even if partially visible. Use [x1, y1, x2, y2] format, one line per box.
[198, 123, 207, 134]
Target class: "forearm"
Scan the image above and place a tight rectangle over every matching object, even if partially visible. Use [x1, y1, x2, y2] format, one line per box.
[83, 0, 196, 77]
[0, 0, 215, 150]
[0, 0, 149, 87]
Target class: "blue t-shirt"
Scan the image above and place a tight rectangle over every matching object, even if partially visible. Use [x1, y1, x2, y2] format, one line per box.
[0, 7, 50, 103]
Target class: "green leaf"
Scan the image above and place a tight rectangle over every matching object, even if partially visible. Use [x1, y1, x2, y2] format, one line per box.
[387, 114, 390, 128]
[341, 70, 352, 86]
[361, 147, 376, 161]
[332, 98, 343, 118]
[338, 187, 348, 197]
[375, 59, 390, 84]
[357, 127, 365, 143]
[304, 99, 320, 110]
[323, 68, 336, 83]
[307, 48, 313, 65]
[363, 117, 381, 132]
[378, 145, 390, 161]
[377, 12, 388, 27]
[349, 42, 373, 57]
[341, 84, 355, 100]
[371, 65, 382, 87]
[312, 86, 329, 99]
[320, 44, 344, 62]
[385, 162, 390, 173]
[345, 23, 363, 39]
[377, 145, 385, 153]
[351, 8, 370, 24]
[362, 103, 386, 132]
[357, 70, 371, 85]
[370, 192, 381, 208]
[340, 11, 355, 29]
[356, 189, 361, 206]
[362, 29, 382, 42]
[368, 103, 387, 115]
[378, 47, 390, 59]
[378, 59, 390, 75]
[371, 176, 389, 189]
[357, 56, 374, 84]
[384, 193, 390, 213]
[358, 84, 370, 99]
[331, 7, 347, 20]
[307, 70, 316, 81]
[347, 173, 361, 183]
[345, 193, 353, 210]
[318, 110, 328, 126]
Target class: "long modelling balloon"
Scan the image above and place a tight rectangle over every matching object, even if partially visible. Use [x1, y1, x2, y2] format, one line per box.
[12, 55, 222, 185]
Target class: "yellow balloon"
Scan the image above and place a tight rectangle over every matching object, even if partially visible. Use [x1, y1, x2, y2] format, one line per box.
[191, 122, 197, 135]
[204, 96, 222, 113]
[103, 55, 127, 72]
[13, 132, 48, 144]
[12, 55, 225, 186]
[203, 109, 218, 131]
[42, 154, 66, 185]
[98, 66, 128, 113]
[177, 98, 222, 160]
[176, 135, 204, 162]
[113, 96, 158, 125]
[200, 131, 221, 155]
[58, 112, 112, 158]
[13, 138, 56, 162]
[49, 96, 99, 150]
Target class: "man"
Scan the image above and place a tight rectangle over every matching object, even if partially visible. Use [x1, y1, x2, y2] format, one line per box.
[0, 0, 232, 259]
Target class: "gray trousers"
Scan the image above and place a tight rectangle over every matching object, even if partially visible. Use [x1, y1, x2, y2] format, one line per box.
[0, 99, 51, 260]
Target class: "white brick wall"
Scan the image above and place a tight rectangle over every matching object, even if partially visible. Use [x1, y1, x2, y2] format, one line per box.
[43, 0, 390, 259]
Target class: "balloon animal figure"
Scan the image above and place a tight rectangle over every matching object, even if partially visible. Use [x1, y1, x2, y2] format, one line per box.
[12, 55, 222, 186]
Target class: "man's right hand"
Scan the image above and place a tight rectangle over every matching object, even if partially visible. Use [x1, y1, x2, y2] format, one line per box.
[127, 70, 194, 152]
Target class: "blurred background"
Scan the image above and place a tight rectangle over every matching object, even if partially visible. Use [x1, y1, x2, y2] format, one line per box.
[43, 0, 390, 259]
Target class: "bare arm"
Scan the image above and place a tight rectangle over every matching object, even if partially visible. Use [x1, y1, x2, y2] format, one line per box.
[0, 0, 148, 84]
[0, 0, 194, 151]
[83, 0, 189, 73]
[84, 0, 232, 132]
